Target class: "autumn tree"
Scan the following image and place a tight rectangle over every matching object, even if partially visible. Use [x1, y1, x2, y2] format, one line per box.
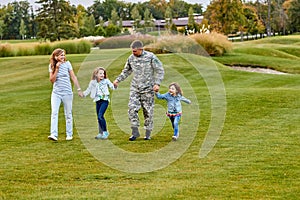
[205, 0, 245, 35]
[243, 5, 265, 36]
[283, 0, 300, 33]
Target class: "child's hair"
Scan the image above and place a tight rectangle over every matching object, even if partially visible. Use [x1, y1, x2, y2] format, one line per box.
[50, 48, 66, 73]
[169, 82, 183, 96]
[91, 67, 107, 80]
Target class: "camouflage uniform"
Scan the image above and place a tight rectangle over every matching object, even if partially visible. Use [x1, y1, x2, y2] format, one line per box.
[116, 50, 164, 136]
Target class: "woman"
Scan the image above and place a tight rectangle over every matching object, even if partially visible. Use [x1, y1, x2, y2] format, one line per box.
[48, 48, 83, 141]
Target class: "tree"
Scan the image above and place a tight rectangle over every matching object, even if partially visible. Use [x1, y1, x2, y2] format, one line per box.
[188, 6, 195, 31]
[95, 25, 106, 36]
[283, 0, 300, 33]
[28, 6, 37, 39]
[110, 8, 119, 25]
[168, 0, 188, 18]
[80, 15, 96, 36]
[1, 1, 31, 39]
[19, 19, 26, 39]
[0, 19, 5, 39]
[205, 0, 246, 35]
[165, 6, 173, 32]
[105, 23, 121, 37]
[147, 0, 168, 19]
[74, 5, 88, 37]
[36, 0, 76, 41]
[243, 5, 265, 35]
[131, 5, 141, 30]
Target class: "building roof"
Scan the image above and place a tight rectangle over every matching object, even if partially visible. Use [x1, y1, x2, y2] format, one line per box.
[103, 16, 203, 28]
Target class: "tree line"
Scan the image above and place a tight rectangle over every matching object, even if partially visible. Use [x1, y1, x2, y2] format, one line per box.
[0, 0, 299, 41]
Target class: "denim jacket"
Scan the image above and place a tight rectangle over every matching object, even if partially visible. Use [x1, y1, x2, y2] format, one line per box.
[155, 92, 191, 113]
[83, 79, 115, 102]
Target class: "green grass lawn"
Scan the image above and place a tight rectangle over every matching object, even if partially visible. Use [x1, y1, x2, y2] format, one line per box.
[0, 36, 299, 199]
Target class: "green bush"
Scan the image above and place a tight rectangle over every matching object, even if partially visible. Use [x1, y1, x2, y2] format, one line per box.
[76, 40, 92, 54]
[51, 40, 91, 54]
[34, 43, 52, 55]
[52, 41, 77, 54]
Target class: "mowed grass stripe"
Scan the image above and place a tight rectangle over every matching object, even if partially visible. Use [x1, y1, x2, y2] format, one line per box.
[0, 43, 299, 199]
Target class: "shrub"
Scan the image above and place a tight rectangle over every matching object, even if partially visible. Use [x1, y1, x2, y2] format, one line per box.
[190, 32, 233, 56]
[144, 34, 209, 56]
[34, 43, 52, 55]
[143, 32, 232, 56]
[51, 40, 92, 54]
[96, 34, 156, 49]
[16, 44, 35, 56]
[0, 39, 91, 57]
[52, 40, 77, 54]
[0, 44, 15, 57]
[76, 40, 92, 54]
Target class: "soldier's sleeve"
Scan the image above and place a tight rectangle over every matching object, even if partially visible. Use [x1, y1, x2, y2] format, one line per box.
[116, 59, 133, 82]
[152, 55, 164, 85]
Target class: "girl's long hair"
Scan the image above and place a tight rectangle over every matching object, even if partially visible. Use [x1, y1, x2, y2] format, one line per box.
[91, 67, 107, 80]
[169, 82, 183, 96]
[50, 48, 65, 73]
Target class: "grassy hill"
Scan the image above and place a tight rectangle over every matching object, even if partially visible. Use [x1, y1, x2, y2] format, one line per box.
[0, 36, 299, 199]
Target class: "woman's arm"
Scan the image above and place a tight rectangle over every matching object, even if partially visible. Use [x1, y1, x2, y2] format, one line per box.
[82, 80, 95, 97]
[49, 71, 58, 83]
[69, 70, 83, 96]
[49, 63, 60, 83]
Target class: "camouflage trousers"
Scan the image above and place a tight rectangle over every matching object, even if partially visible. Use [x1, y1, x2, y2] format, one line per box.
[128, 90, 154, 131]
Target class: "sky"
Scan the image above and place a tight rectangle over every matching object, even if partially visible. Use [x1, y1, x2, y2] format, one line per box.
[1, 0, 210, 9]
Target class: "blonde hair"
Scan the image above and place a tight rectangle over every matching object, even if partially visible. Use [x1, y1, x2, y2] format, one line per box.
[91, 67, 107, 80]
[169, 82, 183, 96]
[50, 48, 66, 73]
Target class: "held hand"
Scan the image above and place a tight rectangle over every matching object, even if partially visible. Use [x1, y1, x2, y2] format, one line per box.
[78, 91, 84, 97]
[153, 84, 160, 92]
[113, 80, 119, 88]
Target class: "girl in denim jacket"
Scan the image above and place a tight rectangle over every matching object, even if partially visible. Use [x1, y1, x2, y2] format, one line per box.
[155, 82, 191, 141]
[82, 67, 116, 139]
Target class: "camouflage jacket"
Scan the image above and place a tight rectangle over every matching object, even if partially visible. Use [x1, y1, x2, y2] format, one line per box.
[116, 50, 164, 93]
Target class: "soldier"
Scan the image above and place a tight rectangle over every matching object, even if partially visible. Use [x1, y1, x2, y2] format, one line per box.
[113, 40, 164, 141]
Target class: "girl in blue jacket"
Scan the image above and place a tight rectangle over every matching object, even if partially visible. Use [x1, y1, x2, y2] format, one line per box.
[155, 82, 191, 141]
[83, 67, 116, 139]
